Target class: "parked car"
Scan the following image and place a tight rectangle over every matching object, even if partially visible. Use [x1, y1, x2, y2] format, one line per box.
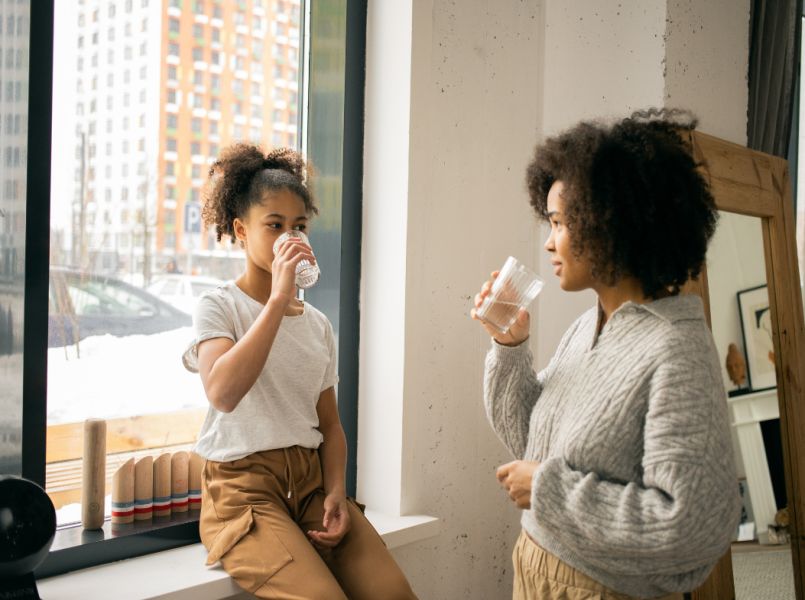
[146, 274, 225, 315]
[48, 267, 192, 348]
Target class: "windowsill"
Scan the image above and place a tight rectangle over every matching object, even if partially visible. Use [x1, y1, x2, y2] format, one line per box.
[38, 511, 439, 600]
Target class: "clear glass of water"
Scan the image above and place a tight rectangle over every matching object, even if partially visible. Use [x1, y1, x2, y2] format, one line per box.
[272, 230, 320, 289]
[476, 256, 543, 334]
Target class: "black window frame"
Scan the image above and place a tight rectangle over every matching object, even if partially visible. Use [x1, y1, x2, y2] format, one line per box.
[21, 0, 367, 578]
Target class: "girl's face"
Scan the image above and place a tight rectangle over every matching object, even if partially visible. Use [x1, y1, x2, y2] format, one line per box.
[233, 188, 309, 274]
[544, 180, 595, 292]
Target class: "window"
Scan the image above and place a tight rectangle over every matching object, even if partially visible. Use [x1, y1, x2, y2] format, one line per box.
[30, 0, 358, 580]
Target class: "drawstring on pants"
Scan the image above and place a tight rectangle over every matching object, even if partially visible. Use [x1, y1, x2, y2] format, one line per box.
[282, 447, 297, 500]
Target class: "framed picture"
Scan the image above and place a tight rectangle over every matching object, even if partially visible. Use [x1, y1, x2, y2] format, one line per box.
[737, 284, 777, 392]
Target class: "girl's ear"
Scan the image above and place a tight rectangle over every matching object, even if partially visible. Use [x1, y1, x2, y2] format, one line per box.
[233, 217, 247, 243]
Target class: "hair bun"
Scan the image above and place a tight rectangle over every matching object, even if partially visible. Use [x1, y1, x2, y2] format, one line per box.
[628, 107, 698, 130]
[263, 148, 307, 183]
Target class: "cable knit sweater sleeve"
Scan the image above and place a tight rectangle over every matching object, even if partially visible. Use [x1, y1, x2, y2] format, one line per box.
[483, 316, 583, 458]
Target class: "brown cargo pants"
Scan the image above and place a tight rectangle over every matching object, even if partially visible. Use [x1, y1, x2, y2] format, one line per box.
[200, 446, 417, 600]
[513, 530, 685, 600]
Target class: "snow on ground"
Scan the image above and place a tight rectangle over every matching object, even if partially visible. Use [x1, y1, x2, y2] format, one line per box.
[47, 327, 208, 425]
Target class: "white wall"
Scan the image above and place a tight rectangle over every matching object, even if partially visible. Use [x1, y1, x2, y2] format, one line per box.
[360, 1, 750, 598]
[707, 212, 768, 480]
[664, 0, 751, 146]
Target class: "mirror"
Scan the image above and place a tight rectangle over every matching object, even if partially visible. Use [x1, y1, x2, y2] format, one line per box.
[681, 131, 805, 600]
[707, 211, 795, 598]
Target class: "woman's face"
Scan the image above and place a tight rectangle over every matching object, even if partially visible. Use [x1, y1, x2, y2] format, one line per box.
[544, 180, 595, 292]
[233, 188, 309, 274]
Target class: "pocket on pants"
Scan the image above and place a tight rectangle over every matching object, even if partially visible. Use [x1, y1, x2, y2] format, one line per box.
[204, 505, 294, 593]
[542, 580, 602, 600]
[205, 505, 255, 565]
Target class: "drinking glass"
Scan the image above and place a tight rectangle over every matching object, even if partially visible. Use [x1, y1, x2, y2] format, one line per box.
[476, 256, 543, 334]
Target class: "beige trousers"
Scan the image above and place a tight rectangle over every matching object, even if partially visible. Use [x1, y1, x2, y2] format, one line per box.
[200, 446, 417, 600]
[513, 530, 686, 600]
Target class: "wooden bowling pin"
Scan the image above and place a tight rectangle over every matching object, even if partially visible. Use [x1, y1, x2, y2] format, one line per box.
[153, 453, 172, 518]
[134, 456, 154, 521]
[171, 451, 189, 513]
[111, 458, 135, 525]
[81, 419, 106, 530]
[188, 452, 203, 511]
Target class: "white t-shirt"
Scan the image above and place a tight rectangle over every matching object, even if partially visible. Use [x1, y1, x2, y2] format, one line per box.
[182, 282, 338, 462]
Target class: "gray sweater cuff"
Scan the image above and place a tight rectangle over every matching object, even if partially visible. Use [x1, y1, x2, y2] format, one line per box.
[488, 338, 532, 367]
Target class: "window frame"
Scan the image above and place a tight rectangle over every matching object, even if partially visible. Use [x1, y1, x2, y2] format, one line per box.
[22, 0, 367, 578]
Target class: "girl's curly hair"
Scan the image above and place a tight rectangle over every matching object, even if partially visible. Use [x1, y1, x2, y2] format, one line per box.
[202, 144, 318, 243]
[526, 108, 718, 298]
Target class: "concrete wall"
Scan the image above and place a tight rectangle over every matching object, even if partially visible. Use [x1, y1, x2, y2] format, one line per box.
[360, 1, 750, 598]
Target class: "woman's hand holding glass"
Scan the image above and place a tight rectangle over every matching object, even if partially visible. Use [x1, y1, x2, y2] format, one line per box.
[472, 271, 531, 346]
[270, 237, 316, 303]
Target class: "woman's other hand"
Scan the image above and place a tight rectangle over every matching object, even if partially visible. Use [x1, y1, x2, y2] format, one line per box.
[270, 237, 315, 303]
[307, 493, 351, 549]
[496, 460, 540, 509]
[471, 271, 531, 346]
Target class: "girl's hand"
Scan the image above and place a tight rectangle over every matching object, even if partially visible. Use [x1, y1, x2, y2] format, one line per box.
[471, 271, 531, 346]
[269, 238, 315, 303]
[496, 460, 540, 509]
[307, 493, 351, 548]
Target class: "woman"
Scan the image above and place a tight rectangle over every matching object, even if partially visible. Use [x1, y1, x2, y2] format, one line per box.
[182, 144, 416, 600]
[473, 111, 740, 599]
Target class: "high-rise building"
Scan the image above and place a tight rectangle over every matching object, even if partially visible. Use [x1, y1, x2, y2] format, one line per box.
[158, 0, 300, 276]
[0, 2, 29, 355]
[66, 0, 301, 282]
[71, 0, 163, 279]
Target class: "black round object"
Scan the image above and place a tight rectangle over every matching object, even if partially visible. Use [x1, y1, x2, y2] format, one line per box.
[0, 476, 57, 577]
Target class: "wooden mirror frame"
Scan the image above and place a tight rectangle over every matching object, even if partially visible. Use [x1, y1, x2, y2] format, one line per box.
[680, 130, 805, 599]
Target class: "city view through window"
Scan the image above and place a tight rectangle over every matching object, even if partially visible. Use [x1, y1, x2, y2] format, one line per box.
[47, 0, 304, 525]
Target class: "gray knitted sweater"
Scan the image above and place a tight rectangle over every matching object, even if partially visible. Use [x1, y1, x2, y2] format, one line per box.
[484, 294, 740, 597]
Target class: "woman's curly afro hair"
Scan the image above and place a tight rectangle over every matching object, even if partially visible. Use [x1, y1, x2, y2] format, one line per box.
[202, 144, 318, 243]
[526, 108, 718, 299]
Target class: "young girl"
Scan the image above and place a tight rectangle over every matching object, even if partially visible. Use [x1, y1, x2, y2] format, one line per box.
[182, 144, 417, 600]
[473, 111, 740, 599]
